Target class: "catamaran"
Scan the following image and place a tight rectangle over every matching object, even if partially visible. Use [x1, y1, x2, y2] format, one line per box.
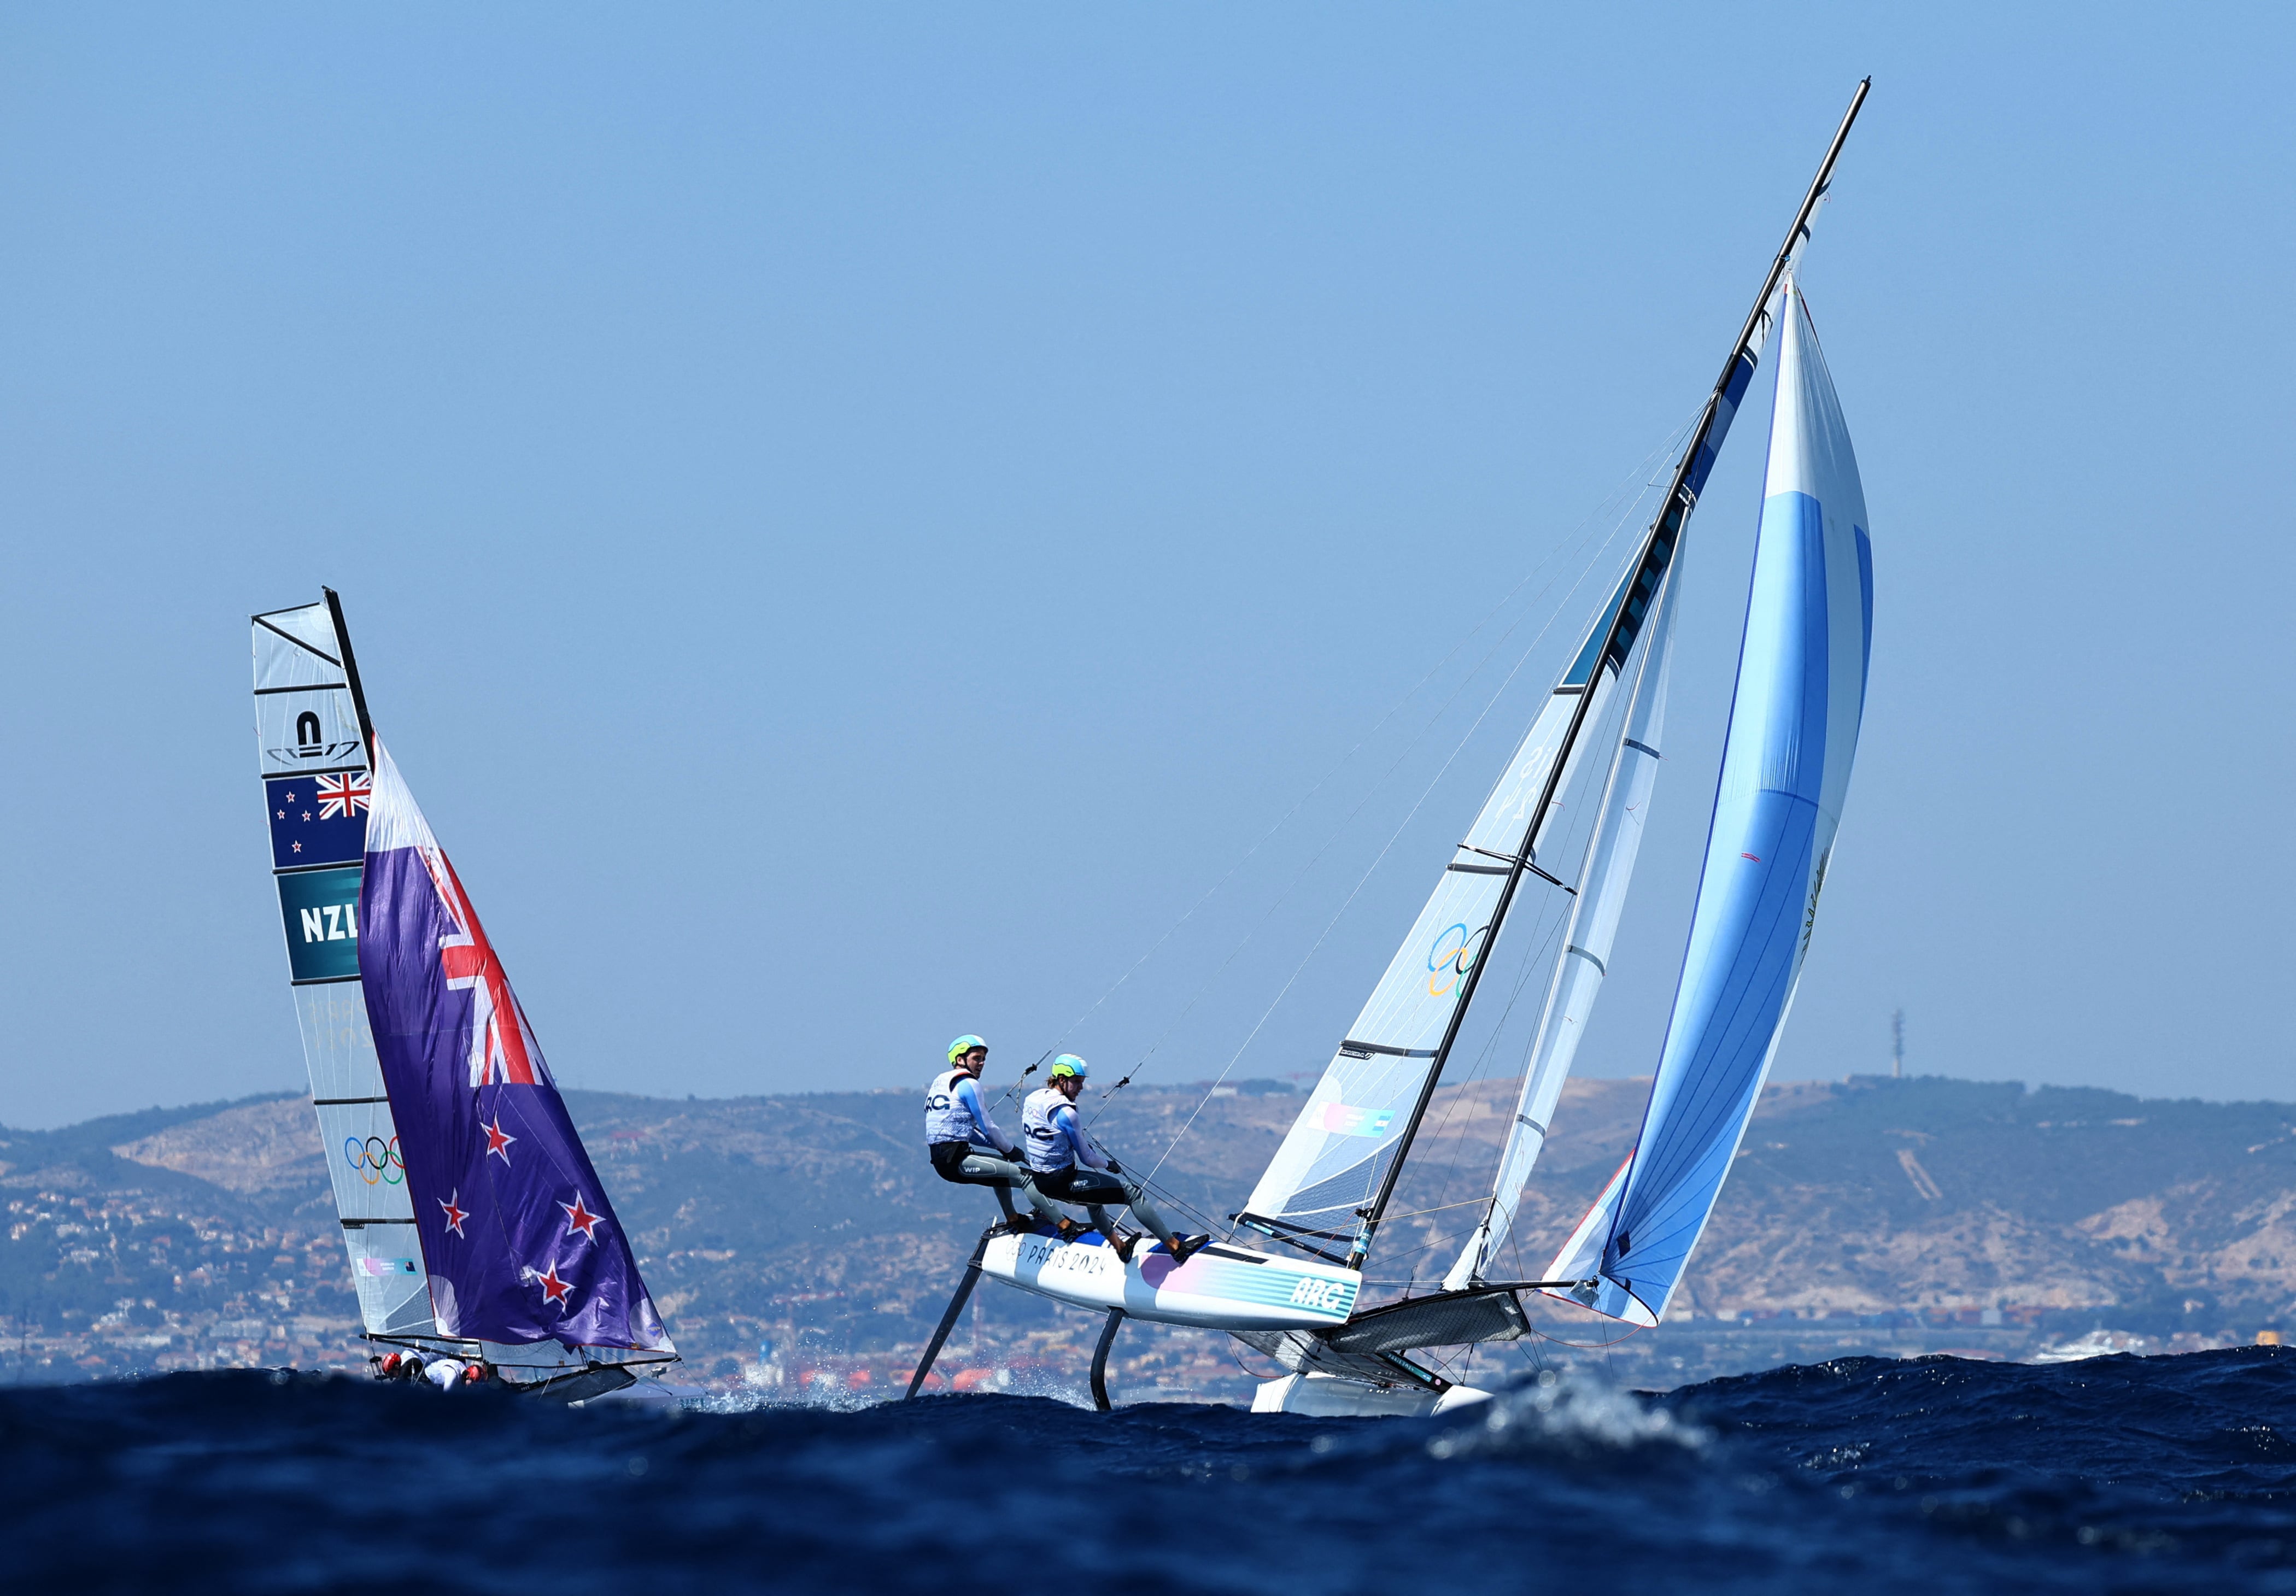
[908, 80, 1876, 1415]
[251, 594, 679, 1399]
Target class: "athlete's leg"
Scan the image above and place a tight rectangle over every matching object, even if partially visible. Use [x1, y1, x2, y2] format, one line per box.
[933, 1142, 1021, 1224]
[1114, 1176, 1182, 1250]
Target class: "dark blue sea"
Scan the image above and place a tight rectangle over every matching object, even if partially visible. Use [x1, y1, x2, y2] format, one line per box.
[11, 1347, 2296, 1592]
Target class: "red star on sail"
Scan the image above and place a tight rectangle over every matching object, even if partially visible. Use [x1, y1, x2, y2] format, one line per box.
[438, 1191, 469, 1236]
[483, 1116, 517, 1163]
[560, 1194, 602, 1242]
[536, 1259, 573, 1306]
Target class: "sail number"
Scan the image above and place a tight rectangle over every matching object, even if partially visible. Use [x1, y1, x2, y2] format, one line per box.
[301, 903, 359, 944]
[277, 866, 364, 983]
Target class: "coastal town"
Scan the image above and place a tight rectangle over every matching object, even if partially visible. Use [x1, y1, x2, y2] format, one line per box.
[5, 1075, 2289, 1398]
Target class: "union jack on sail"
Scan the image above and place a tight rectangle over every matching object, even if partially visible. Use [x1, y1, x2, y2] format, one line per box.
[315, 772, 371, 820]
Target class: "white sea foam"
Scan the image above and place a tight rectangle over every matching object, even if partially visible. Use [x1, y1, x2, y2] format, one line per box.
[1422, 1369, 1708, 1459]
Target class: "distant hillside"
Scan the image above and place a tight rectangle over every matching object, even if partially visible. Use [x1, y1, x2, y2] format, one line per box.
[7, 1073, 2296, 1384]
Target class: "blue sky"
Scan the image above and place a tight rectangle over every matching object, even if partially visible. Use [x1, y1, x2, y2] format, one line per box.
[0, 5, 2288, 1128]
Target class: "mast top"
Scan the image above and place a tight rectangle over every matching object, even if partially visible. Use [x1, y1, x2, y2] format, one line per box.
[1712, 77, 1870, 397]
[321, 586, 378, 768]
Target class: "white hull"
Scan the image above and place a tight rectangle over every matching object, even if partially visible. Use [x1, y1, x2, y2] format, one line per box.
[980, 1230, 1362, 1331]
[1250, 1372, 1495, 1417]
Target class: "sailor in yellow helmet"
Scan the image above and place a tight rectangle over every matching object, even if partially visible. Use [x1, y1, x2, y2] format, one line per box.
[925, 1035, 1057, 1231]
[1022, 1056, 1201, 1264]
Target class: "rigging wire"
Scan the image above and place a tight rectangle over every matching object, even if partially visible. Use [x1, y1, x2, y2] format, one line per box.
[1110, 413, 1705, 1194]
[1386, 637, 1647, 1275]
[1096, 526, 1632, 1113]
[1127, 519, 1653, 1186]
[1036, 409, 1701, 1125]
[1387, 551, 1674, 1290]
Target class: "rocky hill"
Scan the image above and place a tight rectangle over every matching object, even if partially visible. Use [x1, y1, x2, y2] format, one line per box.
[6, 1073, 2295, 1393]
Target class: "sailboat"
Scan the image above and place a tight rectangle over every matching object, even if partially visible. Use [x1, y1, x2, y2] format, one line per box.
[251, 593, 679, 1398]
[907, 80, 1876, 1415]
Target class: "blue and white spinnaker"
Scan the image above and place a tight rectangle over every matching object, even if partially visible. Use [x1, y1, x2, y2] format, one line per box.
[1549, 277, 1872, 1328]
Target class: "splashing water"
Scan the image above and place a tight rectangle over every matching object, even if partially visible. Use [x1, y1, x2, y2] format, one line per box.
[1424, 1367, 1709, 1459]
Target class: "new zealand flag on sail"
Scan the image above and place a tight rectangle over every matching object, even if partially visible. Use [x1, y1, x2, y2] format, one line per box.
[356, 741, 671, 1353]
[266, 773, 370, 868]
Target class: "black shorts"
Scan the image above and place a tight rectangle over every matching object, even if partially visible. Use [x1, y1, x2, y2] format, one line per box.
[929, 1141, 1005, 1184]
[1033, 1165, 1125, 1204]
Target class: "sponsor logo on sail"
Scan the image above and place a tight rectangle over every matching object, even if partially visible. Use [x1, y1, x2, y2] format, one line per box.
[264, 706, 365, 769]
[1319, 1103, 1394, 1139]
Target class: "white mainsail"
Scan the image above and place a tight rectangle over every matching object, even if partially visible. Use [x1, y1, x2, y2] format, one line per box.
[252, 597, 437, 1339]
[1239, 550, 1677, 1260]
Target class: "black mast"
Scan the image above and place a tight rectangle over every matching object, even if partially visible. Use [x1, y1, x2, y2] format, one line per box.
[321, 586, 378, 766]
[1345, 79, 1871, 1271]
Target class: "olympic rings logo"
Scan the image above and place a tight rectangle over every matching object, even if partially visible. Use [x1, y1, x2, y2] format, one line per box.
[1427, 922, 1487, 999]
[345, 1135, 406, 1186]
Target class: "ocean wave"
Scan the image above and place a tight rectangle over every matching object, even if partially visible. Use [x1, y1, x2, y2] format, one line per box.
[7, 1348, 2296, 1592]
[1422, 1368, 1710, 1460]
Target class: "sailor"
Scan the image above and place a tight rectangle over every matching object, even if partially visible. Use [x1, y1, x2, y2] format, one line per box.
[423, 1355, 467, 1391]
[1022, 1057, 1200, 1265]
[926, 1035, 1056, 1231]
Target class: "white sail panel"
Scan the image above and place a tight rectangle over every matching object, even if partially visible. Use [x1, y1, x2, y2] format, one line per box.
[255, 597, 443, 1343]
[1565, 281, 1871, 1328]
[1241, 572, 1641, 1234]
[313, 1100, 417, 1224]
[255, 602, 347, 669]
[343, 1221, 435, 1335]
[257, 686, 366, 776]
[1545, 1155, 1633, 1296]
[291, 983, 383, 1102]
[1444, 561, 1680, 1289]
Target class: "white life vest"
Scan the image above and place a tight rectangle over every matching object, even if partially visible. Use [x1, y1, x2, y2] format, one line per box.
[924, 1068, 982, 1145]
[1022, 1087, 1075, 1173]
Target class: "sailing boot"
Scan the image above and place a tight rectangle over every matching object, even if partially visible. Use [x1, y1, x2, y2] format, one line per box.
[991, 1183, 1022, 1229]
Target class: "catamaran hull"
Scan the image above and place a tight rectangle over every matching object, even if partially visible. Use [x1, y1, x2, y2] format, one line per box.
[979, 1231, 1362, 1331]
[1250, 1373, 1494, 1417]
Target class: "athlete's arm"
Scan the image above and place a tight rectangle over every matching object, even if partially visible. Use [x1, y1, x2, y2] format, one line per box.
[1057, 1105, 1110, 1171]
[953, 1076, 1016, 1155]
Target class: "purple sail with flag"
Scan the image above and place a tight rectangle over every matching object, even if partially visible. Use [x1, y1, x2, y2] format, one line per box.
[357, 740, 672, 1353]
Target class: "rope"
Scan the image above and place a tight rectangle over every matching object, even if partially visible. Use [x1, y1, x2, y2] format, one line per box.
[1131, 527, 1646, 1186]
[1074, 407, 1702, 1119]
